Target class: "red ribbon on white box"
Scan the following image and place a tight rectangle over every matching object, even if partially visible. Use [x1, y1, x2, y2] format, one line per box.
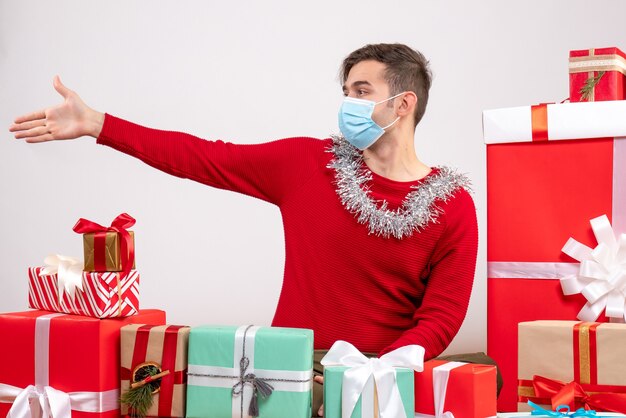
[483, 101, 626, 144]
[487, 130, 626, 322]
[0, 313, 119, 418]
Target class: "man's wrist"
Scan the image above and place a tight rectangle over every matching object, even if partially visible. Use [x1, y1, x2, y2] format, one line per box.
[86, 109, 105, 138]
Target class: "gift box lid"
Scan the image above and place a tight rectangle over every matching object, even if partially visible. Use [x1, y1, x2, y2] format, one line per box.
[569, 46, 626, 73]
[483, 100, 626, 144]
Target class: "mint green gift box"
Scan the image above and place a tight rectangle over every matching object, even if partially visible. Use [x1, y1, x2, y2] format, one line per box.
[186, 325, 313, 418]
[323, 366, 414, 418]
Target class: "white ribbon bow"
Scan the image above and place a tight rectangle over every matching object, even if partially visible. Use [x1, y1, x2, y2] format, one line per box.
[40, 255, 84, 301]
[1, 384, 71, 418]
[321, 340, 424, 418]
[0, 383, 119, 418]
[561, 214, 626, 322]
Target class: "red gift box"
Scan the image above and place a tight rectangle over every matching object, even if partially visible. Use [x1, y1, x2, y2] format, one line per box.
[414, 360, 497, 418]
[569, 47, 626, 102]
[28, 267, 140, 318]
[483, 101, 626, 411]
[0, 309, 166, 418]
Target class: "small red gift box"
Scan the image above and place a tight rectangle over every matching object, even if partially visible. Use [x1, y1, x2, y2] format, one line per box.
[0, 309, 166, 418]
[414, 359, 497, 418]
[28, 266, 140, 318]
[569, 47, 626, 102]
[73, 213, 136, 273]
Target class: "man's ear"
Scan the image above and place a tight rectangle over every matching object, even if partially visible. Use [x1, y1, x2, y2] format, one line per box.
[397, 92, 417, 118]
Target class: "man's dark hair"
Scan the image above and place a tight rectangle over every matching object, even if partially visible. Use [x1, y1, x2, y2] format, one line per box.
[340, 43, 433, 128]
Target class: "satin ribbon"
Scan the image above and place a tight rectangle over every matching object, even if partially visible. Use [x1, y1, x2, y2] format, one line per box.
[528, 400, 597, 417]
[0, 384, 119, 418]
[414, 362, 467, 418]
[569, 53, 626, 76]
[39, 254, 84, 301]
[560, 215, 626, 322]
[532, 375, 626, 414]
[321, 340, 424, 418]
[0, 313, 120, 418]
[72, 213, 135, 280]
[531, 104, 549, 142]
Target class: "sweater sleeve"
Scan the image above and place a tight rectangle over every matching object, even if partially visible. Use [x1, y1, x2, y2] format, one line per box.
[96, 113, 323, 205]
[378, 189, 478, 360]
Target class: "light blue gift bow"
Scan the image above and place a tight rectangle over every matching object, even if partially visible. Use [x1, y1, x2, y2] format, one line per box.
[529, 400, 597, 417]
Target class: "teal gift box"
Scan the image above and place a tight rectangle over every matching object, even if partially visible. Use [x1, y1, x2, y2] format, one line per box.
[323, 366, 414, 418]
[186, 324, 313, 418]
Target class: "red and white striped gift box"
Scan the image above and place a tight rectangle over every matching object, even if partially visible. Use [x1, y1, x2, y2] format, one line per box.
[28, 266, 140, 318]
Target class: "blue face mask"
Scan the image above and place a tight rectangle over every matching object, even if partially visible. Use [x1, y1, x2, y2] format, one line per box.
[338, 92, 403, 150]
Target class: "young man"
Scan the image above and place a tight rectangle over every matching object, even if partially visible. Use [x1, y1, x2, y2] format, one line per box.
[11, 43, 494, 416]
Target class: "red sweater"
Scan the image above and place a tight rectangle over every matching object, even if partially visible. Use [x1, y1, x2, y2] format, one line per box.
[97, 114, 478, 359]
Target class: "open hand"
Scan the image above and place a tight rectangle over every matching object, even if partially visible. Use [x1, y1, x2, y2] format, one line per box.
[9, 75, 104, 143]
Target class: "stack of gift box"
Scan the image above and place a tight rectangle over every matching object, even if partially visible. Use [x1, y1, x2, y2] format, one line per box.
[484, 46, 626, 415]
[0, 212, 498, 418]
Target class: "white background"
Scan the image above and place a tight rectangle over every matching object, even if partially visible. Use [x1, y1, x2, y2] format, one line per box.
[1, 0, 625, 355]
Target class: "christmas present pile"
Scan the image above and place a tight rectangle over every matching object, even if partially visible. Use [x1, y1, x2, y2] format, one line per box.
[28, 213, 139, 318]
[483, 45, 626, 413]
[0, 213, 170, 418]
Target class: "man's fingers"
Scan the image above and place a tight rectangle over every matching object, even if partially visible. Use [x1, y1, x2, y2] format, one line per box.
[313, 376, 324, 384]
[53, 75, 72, 99]
[24, 133, 54, 143]
[318, 404, 324, 416]
[13, 110, 46, 125]
[9, 119, 46, 132]
[14, 125, 50, 140]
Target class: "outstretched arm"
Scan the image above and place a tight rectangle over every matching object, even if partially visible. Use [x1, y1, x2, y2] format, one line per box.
[10, 76, 324, 205]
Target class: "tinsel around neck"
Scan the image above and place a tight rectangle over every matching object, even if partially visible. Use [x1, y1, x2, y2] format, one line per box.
[326, 134, 471, 239]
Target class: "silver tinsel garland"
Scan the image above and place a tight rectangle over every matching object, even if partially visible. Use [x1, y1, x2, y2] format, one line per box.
[326, 134, 471, 239]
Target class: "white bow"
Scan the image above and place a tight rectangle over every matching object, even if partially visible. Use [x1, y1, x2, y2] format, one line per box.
[561, 215, 626, 322]
[321, 341, 424, 418]
[1, 384, 71, 418]
[40, 255, 84, 301]
[0, 383, 119, 418]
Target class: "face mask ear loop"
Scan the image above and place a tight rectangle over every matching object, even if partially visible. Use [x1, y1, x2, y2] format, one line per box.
[381, 116, 401, 130]
[375, 92, 405, 105]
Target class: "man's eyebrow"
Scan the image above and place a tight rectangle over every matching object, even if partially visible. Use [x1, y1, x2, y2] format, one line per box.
[342, 80, 373, 91]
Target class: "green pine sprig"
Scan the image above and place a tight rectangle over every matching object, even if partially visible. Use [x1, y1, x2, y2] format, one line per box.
[121, 384, 155, 418]
[579, 71, 605, 101]
[120, 365, 160, 418]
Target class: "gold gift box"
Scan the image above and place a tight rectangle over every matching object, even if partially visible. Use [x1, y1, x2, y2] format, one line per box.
[83, 230, 136, 272]
[517, 320, 626, 412]
[121, 324, 190, 417]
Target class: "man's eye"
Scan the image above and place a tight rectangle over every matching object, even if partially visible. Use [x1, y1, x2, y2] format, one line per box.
[358, 90, 367, 96]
